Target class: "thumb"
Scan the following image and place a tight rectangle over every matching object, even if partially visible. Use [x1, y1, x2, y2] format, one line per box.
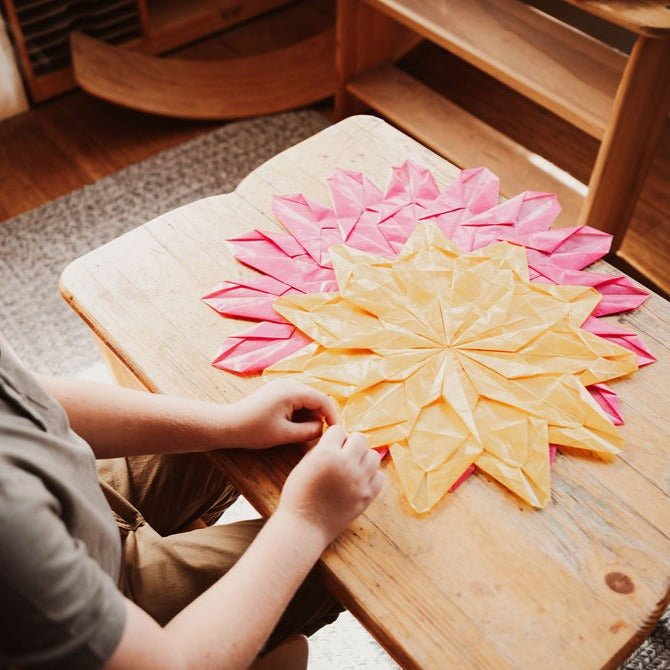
[286, 419, 324, 443]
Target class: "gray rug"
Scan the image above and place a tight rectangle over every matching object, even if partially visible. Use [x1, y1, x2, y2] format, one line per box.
[0, 109, 330, 375]
[0, 108, 667, 670]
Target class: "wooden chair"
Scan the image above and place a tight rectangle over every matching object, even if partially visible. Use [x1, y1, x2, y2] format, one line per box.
[335, 0, 670, 252]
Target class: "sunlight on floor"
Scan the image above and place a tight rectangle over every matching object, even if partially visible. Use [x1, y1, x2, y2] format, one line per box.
[527, 153, 588, 197]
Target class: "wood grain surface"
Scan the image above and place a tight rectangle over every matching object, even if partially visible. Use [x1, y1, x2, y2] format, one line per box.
[138, 0, 291, 53]
[564, 1, 670, 36]
[578, 34, 670, 250]
[335, 0, 421, 118]
[60, 116, 670, 670]
[71, 27, 335, 119]
[336, 0, 670, 285]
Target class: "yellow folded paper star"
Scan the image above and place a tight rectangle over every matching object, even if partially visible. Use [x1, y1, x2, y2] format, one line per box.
[264, 226, 638, 512]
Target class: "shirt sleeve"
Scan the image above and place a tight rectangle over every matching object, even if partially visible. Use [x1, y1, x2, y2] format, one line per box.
[0, 472, 127, 670]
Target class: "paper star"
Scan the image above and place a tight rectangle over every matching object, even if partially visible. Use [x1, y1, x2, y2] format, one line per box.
[264, 226, 638, 512]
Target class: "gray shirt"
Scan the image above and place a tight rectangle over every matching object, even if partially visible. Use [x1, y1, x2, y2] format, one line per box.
[0, 341, 125, 669]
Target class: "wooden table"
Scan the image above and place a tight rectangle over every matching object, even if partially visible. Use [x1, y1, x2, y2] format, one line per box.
[61, 116, 670, 670]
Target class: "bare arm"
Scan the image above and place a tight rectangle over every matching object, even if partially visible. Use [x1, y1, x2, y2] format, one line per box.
[107, 510, 325, 670]
[37, 376, 338, 460]
[104, 427, 384, 670]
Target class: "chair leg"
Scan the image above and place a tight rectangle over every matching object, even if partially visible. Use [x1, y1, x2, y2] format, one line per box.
[578, 35, 670, 252]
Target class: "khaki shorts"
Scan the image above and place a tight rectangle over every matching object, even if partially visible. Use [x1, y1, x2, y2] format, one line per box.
[97, 452, 341, 650]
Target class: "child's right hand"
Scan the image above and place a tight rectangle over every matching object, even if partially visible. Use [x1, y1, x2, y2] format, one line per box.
[277, 425, 384, 546]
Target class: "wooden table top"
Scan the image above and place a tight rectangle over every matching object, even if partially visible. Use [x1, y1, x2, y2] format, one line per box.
[61, 115, 670, 670]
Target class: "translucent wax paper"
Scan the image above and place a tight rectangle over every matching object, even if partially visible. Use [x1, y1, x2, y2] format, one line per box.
[263, 227, 638, 512]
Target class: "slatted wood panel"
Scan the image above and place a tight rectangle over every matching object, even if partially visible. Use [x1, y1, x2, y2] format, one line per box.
[60, 115, 670, 670]
[0, 0, 298, 101]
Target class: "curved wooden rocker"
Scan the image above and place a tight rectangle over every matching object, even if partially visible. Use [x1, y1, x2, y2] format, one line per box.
[70, 29, 335, 119]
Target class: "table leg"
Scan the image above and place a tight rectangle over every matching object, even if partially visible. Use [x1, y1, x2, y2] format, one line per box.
[578, 35, 670, 252]
[94, 335, 148, 391]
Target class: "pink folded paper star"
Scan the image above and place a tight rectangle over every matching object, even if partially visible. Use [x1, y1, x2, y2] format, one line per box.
[205, 161, 655, 430]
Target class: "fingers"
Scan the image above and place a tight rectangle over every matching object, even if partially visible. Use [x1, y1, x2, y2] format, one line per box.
[289, 382, 340, 426]
[344, 433, 381, 488]
[315, 424, 347, 450]
[295, 414, 382, 500]
[290, 408, 320, 424]
[360, 446, 380, 471]
[286, 419, 325, 444]
[342, 432, 369, 460]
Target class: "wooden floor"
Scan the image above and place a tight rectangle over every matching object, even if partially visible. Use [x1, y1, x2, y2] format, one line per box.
[0, 1, 667, 296]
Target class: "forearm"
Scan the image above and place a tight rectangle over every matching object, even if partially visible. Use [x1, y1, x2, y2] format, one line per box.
[103, 426, 381, 670]
[168, 509, 328, 669]
[106, 510, 329, 670]
[37, 375, 240, 459]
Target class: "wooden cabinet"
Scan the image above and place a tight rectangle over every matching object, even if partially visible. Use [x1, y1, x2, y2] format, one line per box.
[0, 0, 290, 102]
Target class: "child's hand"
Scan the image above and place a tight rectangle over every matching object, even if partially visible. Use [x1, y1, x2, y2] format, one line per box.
[229, 379, 339, 449]
[277, 425, 384, 545]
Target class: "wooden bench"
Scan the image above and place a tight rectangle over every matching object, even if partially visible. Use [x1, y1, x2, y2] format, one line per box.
[335, 0, 670, 251]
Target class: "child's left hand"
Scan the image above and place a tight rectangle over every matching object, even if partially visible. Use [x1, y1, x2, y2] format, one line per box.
[227, 379, 340, 449]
